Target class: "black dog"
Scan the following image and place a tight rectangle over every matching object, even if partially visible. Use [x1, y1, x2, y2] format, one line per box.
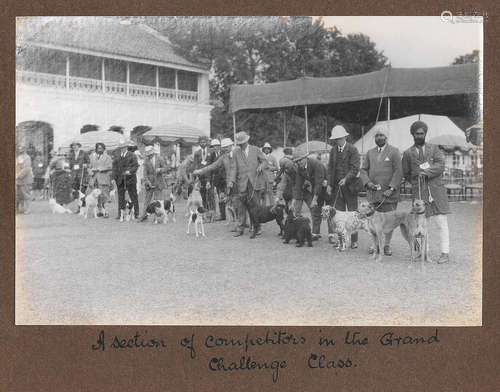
[247, 196, 286, 238]
[283, 212, 313, 247]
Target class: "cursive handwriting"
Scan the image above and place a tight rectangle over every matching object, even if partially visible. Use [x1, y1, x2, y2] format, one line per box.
[91, 330, 166, 351]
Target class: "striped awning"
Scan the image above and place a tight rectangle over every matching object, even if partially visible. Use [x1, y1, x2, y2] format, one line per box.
[141, 123, 206, 144]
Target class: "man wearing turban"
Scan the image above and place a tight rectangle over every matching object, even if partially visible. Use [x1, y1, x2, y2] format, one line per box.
[360, 126, 403, 256]
[402, 120, 451, 264]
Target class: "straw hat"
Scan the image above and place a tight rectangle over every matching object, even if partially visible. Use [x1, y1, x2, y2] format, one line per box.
[235, 131, 250, 145]
[262, 142, 272, 150]
[69, 139, 82, 148]
[210, 138, 221, 146]
[329, 125, 349, 140]
[220, 138, 233, 148]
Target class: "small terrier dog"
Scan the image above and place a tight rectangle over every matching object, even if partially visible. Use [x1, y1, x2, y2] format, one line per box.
[186, 181, 206, 237]
[282, 209, 313, 247]
[143, 194, 176, 224]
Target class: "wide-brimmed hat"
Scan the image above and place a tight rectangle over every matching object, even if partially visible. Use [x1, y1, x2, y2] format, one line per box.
[210, 138, 221, 146]
[127, 140, 137, 147]
[235, 131, 250, 145]
[329, 125, 349, 140]
[220, 138, 233, 148]
[262, 142, 272, 151]
[144, 145, 154, 156]
[198, 136, 209, 143]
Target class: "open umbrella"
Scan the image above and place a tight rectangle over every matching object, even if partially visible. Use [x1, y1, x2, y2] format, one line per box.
[74, 130, 126, 151]
[294, 140, 331, 157]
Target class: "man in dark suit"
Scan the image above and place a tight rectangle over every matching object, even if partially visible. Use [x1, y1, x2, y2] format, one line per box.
[140, 145, 169, 221]
[193, 136, 211, 209]
[327, 125, 361, 248]
[112, 140, 139, 219]
[69, 140, 90, 212]
[228, 131, 268, 238]
[291, 153, 327, 240]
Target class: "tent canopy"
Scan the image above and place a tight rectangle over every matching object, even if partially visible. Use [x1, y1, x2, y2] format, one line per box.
[229, 64, 479, 122]
[427, 134, 475, 151]
[141, 122, 206, 145]
[74, 130, 125, 151]
[353, 114, 468, 153]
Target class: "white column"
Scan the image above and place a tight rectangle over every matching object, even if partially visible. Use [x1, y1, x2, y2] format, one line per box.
[65, 56, 70, 90]
[155, 66, 159, 100]
[175, 69, 179, 100]
[101, 59, 105, 93]
[126, 63, 130, 96]
[387, 97, 391, 120]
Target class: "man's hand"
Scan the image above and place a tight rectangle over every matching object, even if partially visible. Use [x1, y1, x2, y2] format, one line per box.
[124, 170, 131, 175]
[156, 168, 162, 174]
[206, 182, 211, 189]
[366, 182, 378, 191]
[383, 188, 394, 197]
[256, 165, 263, 174]
[310, 196, 318, 208]
[339, 178, 347, 186]
[193, 169, 201, 176]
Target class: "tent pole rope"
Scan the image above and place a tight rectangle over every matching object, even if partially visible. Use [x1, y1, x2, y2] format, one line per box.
[375, 67, 391, 124]
[304, 105, 309, 154]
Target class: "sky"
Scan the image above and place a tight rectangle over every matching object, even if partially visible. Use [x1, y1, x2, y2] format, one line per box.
[319, 16, 482, 68]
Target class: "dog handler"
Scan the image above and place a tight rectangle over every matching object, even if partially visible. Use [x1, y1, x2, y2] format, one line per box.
[89, 142, 113, 218]
[402, 121, 451, 264]
[360, 126, 403, 255]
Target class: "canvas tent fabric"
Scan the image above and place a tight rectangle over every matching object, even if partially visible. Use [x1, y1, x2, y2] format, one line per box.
[229, 64, 479, 121]
[74, 130, 125, 151]
[427, 134, 474, 151]
[353, 114, 467, 153]
[141, 122, 206, 144]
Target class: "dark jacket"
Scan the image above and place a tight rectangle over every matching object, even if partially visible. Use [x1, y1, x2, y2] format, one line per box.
[327, 142, 361, 194]
[293, 157, 326, 200]
[112, 150, 139, 186]
[197, 152, 234, 192]
[402, 143, 450, 215]
[69, 149, 90, 177]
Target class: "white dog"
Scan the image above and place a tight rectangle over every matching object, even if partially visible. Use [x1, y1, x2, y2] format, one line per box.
[79, 188, 102, 219]
[49, 198, 72, 214]
[186, 182, 205, 237]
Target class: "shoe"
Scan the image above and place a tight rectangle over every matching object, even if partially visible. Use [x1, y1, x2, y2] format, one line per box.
[437, 253, 450, 264]
[383, 245, 392, 256]
[230, 228, 238, 232]
[312, 234, 321, 241]
[368, 246, 375, 255]
[350, 242, 358, 249]
[97, 212, 104, 217]
[233, 231, 244, 237]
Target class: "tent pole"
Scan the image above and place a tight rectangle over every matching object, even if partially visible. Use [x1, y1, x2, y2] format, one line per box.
[232, 113, 236, 143]
[283, 110, 287, 147]
[387, 97, 391, 121]
[304, 105, 309, 154]
[361, 125, 364, 154]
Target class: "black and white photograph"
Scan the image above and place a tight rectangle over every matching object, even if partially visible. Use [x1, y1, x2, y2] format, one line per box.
[15, 16, 483, 325]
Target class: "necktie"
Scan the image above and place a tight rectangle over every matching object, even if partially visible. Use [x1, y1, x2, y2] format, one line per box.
[378, 147, 382, 153]
[417, 146, 424, 162]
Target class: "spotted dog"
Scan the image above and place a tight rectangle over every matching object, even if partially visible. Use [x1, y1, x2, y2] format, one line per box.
[321, 205, 368, 252]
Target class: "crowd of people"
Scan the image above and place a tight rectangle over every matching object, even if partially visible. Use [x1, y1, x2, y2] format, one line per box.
[15, 119, 451, 263]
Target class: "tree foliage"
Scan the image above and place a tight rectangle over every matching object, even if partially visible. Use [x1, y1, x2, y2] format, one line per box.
[137, 16, 388, 147]
[452, 50, 480, 65]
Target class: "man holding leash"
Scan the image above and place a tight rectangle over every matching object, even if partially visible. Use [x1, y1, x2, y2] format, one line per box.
[360, 127, 403, 255]
[291, 152, 326, 241]
[112, 140, 140, 220]
[69, 140, 90, 213]
[89, 142, 113, 218]
[402, 121, 451, 264]
[228, 131, 268, 238]
[327, 125, 362, 248]
[193, 138, 235, 223]
[193, 136, 211, 209]
[262, 142, 279, 206]
[140, 146, 169, 222]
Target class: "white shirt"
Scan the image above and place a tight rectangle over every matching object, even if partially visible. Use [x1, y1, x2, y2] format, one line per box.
[243, 145, 249, 158]
[337, 141, 347, 153]
[377, 144, 387, 153]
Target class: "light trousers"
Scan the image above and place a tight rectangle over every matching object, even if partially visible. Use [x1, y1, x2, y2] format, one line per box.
[427, 214, 450, 254]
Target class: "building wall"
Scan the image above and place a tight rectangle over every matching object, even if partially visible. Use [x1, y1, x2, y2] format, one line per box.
[16, 83, 212, 149]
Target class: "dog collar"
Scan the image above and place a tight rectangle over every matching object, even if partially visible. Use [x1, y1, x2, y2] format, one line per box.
[413, 210, 426, 215]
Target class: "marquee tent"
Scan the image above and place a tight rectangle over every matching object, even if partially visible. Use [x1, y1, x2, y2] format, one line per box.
[353, 114, 468, 153]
